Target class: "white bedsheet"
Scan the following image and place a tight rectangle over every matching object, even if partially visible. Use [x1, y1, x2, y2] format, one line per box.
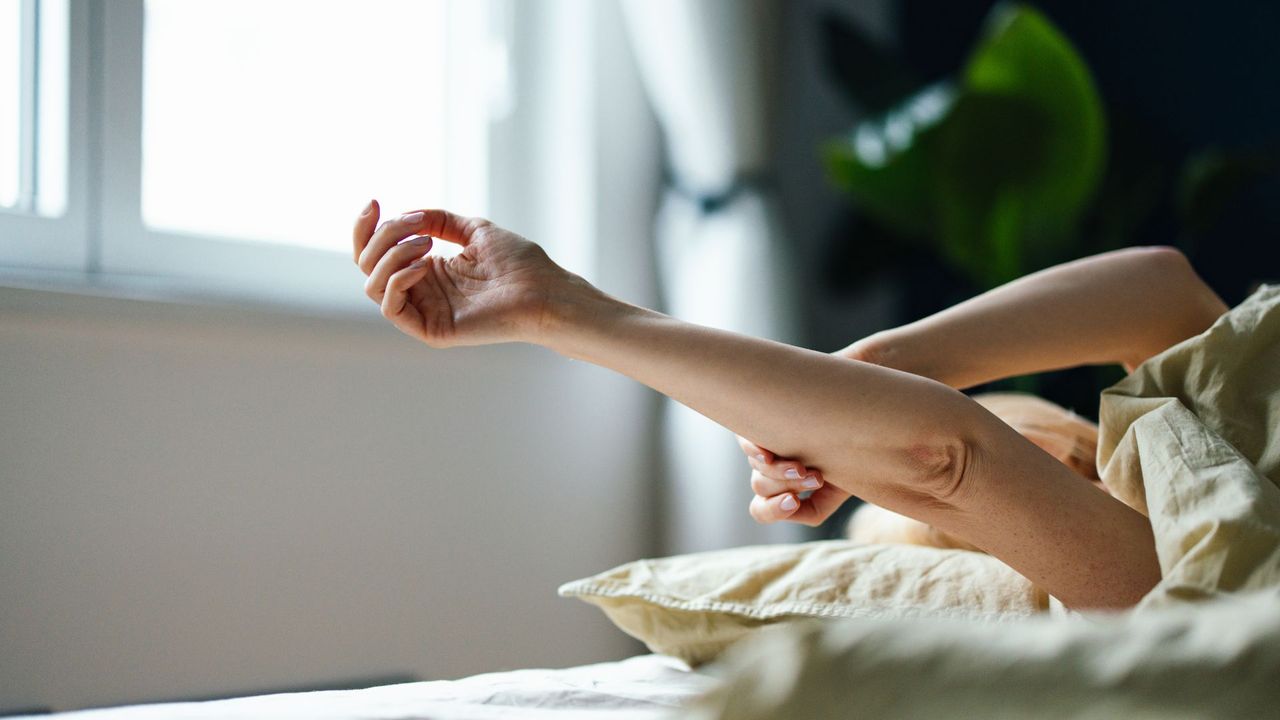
[28, 656, 714, 720]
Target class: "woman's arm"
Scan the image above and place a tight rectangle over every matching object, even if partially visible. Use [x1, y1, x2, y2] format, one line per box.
[742, 247, 1224, 526]
[544, 293, 1159, 609]
[353, 206, 1161, 609]
[849, 247, 1228, 389]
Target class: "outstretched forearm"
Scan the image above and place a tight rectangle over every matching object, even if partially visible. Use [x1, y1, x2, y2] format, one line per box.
[545, 285, 973, 491]
[350, 207, 1159, 608]
[853, 247, 1227, 389]
[541, 287, 1160, 608]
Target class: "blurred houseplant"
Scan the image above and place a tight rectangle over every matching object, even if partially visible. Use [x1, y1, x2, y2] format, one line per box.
[819, 1, 1278, 401]
[824, 3, 1105, 291]
[822, 1, 1278, 294]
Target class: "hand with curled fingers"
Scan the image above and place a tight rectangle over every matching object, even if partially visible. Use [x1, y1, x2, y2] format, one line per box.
[737, 436, 852, 526]
[735, 341, 886, 527]
[352, 200, 586, 347]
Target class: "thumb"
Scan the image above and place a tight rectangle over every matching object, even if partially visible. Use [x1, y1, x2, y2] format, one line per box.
[410, 209, 489, 248]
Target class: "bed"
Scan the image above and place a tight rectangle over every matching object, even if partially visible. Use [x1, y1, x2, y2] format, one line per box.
[25, 287, 1280, 719]
[25, 655, 715, 720]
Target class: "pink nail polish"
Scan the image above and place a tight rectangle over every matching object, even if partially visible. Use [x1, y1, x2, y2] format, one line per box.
[400, 211, 425, 225]
[780, 495, 799, 512]
[361, 199, 375, 215]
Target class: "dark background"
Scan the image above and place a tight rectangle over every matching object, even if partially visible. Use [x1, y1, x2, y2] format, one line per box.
[776, 0, 1280, 422]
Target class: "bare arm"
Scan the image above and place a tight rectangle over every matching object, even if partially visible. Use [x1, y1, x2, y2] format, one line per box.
[851, 247, 1228, 389]
[353, 206, 1161, 609]
[546, 295, 1159, 609]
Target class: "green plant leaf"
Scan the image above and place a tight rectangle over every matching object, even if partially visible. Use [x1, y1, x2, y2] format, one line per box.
[823, 82, 956, 239]
[931, 91, 1049, 287]
[954, 3, 1107, 263]
[823, 3, 1107, 289]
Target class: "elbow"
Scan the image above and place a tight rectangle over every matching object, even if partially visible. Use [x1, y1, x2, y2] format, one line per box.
[1136, 247, 1226, 321]
[902, 431, 976, 511]
[1120, 246, 1228, 369]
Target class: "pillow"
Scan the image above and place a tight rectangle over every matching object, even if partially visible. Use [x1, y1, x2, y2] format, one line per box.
[558, 540, 1049, 666]
[686, 588, 1280, 720]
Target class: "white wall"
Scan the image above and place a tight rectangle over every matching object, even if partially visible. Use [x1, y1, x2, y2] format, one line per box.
[0, 287, 657, 712]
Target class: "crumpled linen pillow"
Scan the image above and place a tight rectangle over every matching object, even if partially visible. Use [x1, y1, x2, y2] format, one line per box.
[685, 587, 1280, 720]
[559, 540, 1048, 666]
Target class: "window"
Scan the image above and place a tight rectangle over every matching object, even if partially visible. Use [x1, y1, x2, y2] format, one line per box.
[0, 0, 622, 310]
[1, 0, 20, 209]
[0, 0, 67, 215]
[139, 0, 485, 253]
[1, 0, 504, 309]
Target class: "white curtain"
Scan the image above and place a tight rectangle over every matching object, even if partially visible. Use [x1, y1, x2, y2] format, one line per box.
[621, 0, 804, 553]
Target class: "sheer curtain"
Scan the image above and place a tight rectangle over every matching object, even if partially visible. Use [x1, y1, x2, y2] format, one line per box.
[621, 0, 804, 553]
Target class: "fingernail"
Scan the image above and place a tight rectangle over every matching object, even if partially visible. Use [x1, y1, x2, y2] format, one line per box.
[400, 211, 424, 224]
[755, 454, 766, 463]
[784, 468, 802, 480]
[410, 258, 429, 269]
[361, 199, 375, 215]
[780, 495, 799, 512]
[801, 477, 821, 490]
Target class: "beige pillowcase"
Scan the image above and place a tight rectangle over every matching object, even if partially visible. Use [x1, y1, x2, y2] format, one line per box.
[559, 540, 1049, 666]
[688, 588, 1280, 720]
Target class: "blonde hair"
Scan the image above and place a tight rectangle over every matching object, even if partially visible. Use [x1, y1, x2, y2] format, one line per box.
[971, 392, 1099, 482]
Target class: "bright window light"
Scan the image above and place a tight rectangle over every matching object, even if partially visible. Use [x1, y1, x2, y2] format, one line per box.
[0, 0, 21, 209]
[141, 0, 487, 253]
[35, 0, 67, 217]
[0, 0, 67, 216]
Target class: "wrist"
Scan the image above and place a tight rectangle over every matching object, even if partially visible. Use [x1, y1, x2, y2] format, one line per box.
[847, 327, 950, 387]
[531, 274, 643, 358]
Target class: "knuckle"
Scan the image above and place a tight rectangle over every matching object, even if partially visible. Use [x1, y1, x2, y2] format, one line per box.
[750, 474, 769, 496]
[765, 464, 793, 481]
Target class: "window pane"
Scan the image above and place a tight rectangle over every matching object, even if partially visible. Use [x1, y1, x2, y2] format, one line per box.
[0, 0, 20, 209]
[0, 0, 67, 216]
[141, 0, 479, 253]
[35, 0, 67, 217]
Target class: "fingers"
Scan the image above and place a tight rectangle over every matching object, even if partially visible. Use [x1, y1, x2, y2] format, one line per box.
[357, 209, 486, 276]
[787, 484, 852, 527]
[353, 199, 380, 264]
[749, 468, 823, 498]
[749, 492, 802, 524]
[358, 210, 430, 275]
[749, 484, 852, 527]
[380, 258, 433, 336]
[365, 235, 434, 303]
[747, 454, 820, 491]
[736, 436, 774, 464]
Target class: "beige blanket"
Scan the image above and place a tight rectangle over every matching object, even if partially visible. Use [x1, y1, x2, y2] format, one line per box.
[1099, 284, 1280, 606]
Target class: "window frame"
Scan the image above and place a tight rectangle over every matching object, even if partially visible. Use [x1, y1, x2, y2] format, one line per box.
[0, 0, 622, 314]
[97, 0, 496, 311]
[0, 0, 90, 272]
